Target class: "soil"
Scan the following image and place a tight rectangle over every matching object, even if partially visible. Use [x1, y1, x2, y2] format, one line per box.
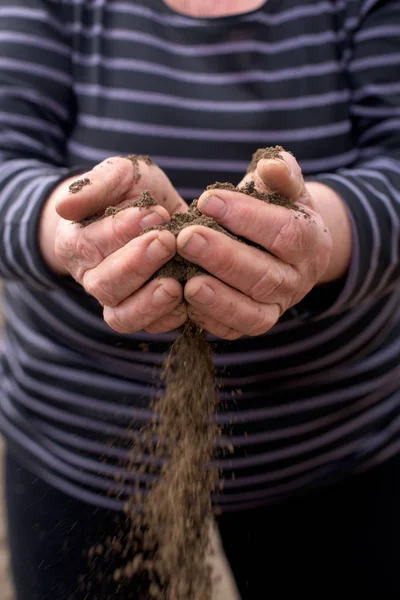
[146, 199, 238, 283]
[127, 154, 154, 183]
[78, 191, 158, 227]
[143, 177, 304, 283]
[80, 147, 302, 599]
[115, 322, 221, 600]
[246, 144, 286, 173]
[69, 177, 91, 194]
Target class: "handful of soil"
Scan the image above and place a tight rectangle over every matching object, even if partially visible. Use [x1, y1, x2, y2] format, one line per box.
[79, 147, 302, 599]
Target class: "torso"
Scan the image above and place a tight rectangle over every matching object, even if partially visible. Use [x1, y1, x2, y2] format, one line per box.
[2, 0, 400, 512]
[163, 0, 267, 18]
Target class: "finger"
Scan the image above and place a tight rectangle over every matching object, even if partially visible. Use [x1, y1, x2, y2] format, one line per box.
[177, 225, 297, 311]
[187, 308, 242, 340]
[56, 156, 187, 222]
[184, 275, 280, 337]
[56, 205, 170, 279]
[103, 278, 183, 335]
[240, 150, 306, 201]
[82, 230, 176, 307]
[144, 303, 188, 334]
[194, 191, 326, 266]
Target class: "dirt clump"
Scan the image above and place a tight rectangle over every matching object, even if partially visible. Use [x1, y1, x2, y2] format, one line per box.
[116, 322, 220, 600]
[143, 174, 304, 283]
[246, 144, 286, 173]
[105, 191, 158, 215]
[146, 199, 238, 283]
[69, 177, 91, 194]
[127, 154, 154, 183]
[78, 190, 158, 228]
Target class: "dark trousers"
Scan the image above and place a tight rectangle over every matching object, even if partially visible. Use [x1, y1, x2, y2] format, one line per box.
[4, 450, 400, 599]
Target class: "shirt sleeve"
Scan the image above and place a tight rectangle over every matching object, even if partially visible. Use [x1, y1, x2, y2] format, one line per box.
[0, 0, 78, 290]
[296, 0, 400, 320]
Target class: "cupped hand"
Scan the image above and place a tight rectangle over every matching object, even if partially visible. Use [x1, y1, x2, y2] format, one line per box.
[42, 156, 189, 334]
[175, 151, 333, 339]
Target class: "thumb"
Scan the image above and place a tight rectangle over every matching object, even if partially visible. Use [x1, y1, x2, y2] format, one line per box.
[56, 155, 187, 222]
[255, 151, 306, 200]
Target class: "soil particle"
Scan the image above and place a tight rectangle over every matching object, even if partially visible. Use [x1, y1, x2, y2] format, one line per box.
[121, 322, 220, 600]
[127, 154, 154, 183]
[78, 190, 157, 227]
[104, 191, 158, 216]
[69, 177, 91, 194]
[246, 145, 285, 173]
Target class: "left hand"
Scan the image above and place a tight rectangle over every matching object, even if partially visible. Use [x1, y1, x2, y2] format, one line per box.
[176, 151, 333, 339]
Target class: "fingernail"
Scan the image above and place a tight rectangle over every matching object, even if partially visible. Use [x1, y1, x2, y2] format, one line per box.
[146, 237, 172, 261]
[188, 283, 216, 305]
[200, 195, 228, 219]
[181, 232, 208, 257]
[266, 158, 292, 176]
[140, 211, 167, 231]
[152, 284, 179, 304]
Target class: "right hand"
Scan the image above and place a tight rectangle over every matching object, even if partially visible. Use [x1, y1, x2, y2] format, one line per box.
[39, 156, 189, 334]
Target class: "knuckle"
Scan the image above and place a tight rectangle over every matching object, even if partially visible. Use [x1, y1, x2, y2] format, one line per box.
[235, 203, 257, 232]
[214, 323, 234, 338]
[270, 213, 301, 255]
[81, 269, 99, 300]
[83, 270, 118, 306]
[103, 306, 131, 334]
[247, 266, 286, 304]
[54, 228, 76, 263]
[95, 155, 120, 168]
[117, 155, 136, 178]
[96, 155, 127, 174]
[145, 312, 186, 334]
[95, 156, 135, 196]
[108, 212, 134, 248]
[247, 309, 276, 336]
[213, 247, 239, 281]
[218, 325, 241, 340]
[212, 298, 233, 323]
[79, 232, 105, 266]
[144, 323, 164, 334]
[56, 228, 104, 279]
[113, 158, 137, 196]
[54, 231, 84, 282]
[54, 237, 70, 270]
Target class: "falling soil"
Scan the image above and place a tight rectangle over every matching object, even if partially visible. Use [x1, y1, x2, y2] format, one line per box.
[81, 147, 304, 599]
[112, 322, 221, 600]
[69, 177, 91, 194]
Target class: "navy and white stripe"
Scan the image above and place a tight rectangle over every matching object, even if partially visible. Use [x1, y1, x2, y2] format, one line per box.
[0, 0, 399, 511]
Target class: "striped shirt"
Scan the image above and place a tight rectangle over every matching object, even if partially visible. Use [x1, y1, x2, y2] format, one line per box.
[0, 0, 399, 512]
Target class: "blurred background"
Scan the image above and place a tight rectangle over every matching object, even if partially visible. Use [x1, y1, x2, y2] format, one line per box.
[0, 283, 15, 599]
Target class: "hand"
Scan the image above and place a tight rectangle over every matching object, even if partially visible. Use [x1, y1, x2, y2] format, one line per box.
[175, 151, 350, 340]
[39, 156, 189, 334]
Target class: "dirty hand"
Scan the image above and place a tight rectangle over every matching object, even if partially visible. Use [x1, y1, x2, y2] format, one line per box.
[176, 151, 351, 340]
[39, 156, 188, 334]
